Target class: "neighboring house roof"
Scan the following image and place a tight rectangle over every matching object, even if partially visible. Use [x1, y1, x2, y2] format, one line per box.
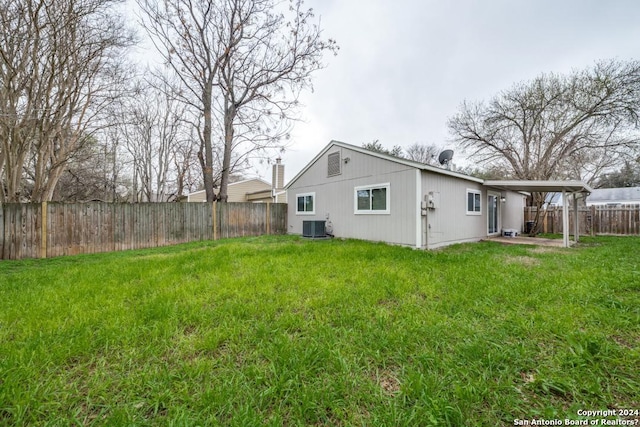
[545, 193, 563, 205]
[187, 178, 271, 197]
[586, 186, 640, 204]
[285, 140, 484, 189]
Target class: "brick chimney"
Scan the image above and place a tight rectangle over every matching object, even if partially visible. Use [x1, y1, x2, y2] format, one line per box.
[272, 157, 284, 190]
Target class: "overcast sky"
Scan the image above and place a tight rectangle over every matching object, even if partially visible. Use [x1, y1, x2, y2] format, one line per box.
[254, 0, 640, 182]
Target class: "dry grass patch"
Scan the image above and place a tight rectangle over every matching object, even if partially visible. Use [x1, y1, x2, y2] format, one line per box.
[503, 255, 541, 267]
[612, 335, 635, 350]
[528, 246, 566, 255]
[520, 371, 536, 384]
[372, 369, 401, 396]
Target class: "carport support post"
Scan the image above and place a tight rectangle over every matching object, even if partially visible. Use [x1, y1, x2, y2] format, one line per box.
[562, 190, 569, 248]
[572, 193, 579, 244]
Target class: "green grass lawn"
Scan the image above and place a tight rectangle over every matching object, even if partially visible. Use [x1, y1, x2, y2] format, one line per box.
[0, 235, 638, 426]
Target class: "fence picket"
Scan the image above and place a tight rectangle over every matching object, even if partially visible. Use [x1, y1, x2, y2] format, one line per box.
[0, 202, 287, 260]
[524, 205, 640, 236]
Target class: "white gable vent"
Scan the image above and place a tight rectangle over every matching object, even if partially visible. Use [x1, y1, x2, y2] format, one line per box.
[327, 151, 341, 177]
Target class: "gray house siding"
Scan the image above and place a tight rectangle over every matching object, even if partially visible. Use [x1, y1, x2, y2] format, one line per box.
[422, 174, 526, 248]
[422, 171, 486, 248]
[287, 141, 527, 249]
[287, 146, 418, 246]
[500, 191, 526, 231]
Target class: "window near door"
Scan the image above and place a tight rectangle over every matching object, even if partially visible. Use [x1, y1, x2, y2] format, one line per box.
[296, 192, 315, 215]
[354, 183, 390, 214]
[466, 189, 481, 215]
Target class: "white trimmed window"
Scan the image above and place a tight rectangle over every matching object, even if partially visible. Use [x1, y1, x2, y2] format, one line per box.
[466, 189, 481, 215]
[354, 183, 390, 214]
[296, 192, 315, 215]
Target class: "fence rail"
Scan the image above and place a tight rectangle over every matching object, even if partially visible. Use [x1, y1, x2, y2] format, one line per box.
[524, 205, 640, 236]
[0, 202, 287, 260]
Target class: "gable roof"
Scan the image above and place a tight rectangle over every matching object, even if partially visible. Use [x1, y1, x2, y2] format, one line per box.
[188, 178, 271, 197]
[285, 140, 484, 189]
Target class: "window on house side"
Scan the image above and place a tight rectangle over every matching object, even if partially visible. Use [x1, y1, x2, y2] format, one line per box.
[296, 192, 315, 214]
[354, 184, 390, 214]
[467, 189, 481, 215]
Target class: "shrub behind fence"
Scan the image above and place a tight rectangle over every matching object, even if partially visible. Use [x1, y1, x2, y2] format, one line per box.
[524, 205, 640, 236]
[0, 202, 287, 260]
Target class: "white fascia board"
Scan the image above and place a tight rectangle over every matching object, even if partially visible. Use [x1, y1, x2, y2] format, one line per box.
[484, 180, 593, 194]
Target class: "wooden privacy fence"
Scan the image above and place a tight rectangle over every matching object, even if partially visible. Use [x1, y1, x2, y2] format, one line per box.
[0, 202, 287, 260]
[524, 205, 640, 236]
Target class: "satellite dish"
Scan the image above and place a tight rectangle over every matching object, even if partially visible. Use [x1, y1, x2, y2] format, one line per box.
[438, 149, 454, 167]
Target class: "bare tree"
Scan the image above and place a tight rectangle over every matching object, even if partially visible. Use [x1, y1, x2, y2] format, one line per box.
[449, 60, 640, 182]
[405, 143, 439, 165]
[173, 127, 201, 199]
[138, 0, 337, 202]
[362, 140, 403, 157]
[118, 80, 193, 202]
[212, 0, 337, 201]
[595, 159, 640, 188]
[136, 0, 221, 202]
[0, 0, 135, 202]
[51, 135, 125, 202]
[448, 59, 640, 232]
[458, 165, 513, 180]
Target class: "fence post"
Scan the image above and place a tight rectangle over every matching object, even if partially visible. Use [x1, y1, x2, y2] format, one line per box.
[212, 201, 218, 240]
[266, 203, 271, 235]
[0, 203, 4, 259]
[41, 201, 48, 258]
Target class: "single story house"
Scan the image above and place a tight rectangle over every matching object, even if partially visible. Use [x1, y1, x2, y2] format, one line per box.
[544, 192, 564, 208]
[285, 140, 590, 249]
[187, 178, 273, 202]
[187, 159, 287, 203]
[585, 186, 640, 206]
[542, 187, 639, 208]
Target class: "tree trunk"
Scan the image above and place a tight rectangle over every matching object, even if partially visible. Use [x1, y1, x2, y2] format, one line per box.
[3, 127, 31, 202]
[202, 81, 216, 202]
[529, 192, 550, 236]
[218, 101, 235, 203]
[41, 164, 66, 202]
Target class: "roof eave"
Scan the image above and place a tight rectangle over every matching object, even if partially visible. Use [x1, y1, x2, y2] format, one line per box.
[285, 140, 484, 189]
[484, 180, 593, 193]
